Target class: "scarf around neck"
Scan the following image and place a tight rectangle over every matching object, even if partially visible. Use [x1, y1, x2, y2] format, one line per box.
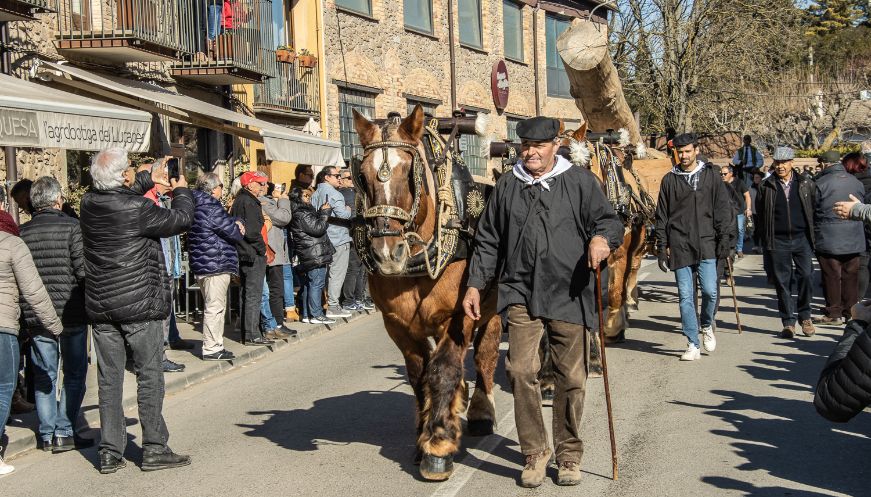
[513, 155, 573, 191]
[672, 160, 706, 191]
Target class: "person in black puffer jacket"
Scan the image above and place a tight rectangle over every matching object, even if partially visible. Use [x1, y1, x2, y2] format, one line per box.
[289, 187, 334, 324]
[815, 300, 871, 422]
[79, 148, 193, 474]
[19, 176, 91, 452]
[188, 173, 243, 361]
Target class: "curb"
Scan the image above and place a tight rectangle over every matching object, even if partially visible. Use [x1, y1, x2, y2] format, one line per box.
[4, 311, 377, 460]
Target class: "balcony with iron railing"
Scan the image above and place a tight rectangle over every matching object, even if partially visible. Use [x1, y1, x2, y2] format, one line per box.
[54, 0, 194, 62]
[170, 0, 275, 85]
[253, 56, 320, 117]
[0, 0, 52, 21]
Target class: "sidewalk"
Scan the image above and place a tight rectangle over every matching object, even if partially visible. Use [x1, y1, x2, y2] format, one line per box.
[3, 310, 377, 460]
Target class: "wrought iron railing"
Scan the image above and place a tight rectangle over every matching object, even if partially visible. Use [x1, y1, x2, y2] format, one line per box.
[55, 0, 194, 55]
[254, 57, 320, 115]
[172, 0, 275, 80]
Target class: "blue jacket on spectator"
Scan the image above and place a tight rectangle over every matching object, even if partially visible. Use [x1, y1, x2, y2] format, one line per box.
[188, 189, 243, 277]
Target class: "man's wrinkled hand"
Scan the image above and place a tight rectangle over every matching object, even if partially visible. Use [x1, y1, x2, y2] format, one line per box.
[833, 194, 861, 220]
[463, 287, 481, 320]
[851, 299, 871, 323]
[170, 174, 188, 189]
[588, 236, 610, 269]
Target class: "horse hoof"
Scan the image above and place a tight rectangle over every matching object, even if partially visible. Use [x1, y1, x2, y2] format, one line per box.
[467, 419, 494, 437]
[420, 453, 454, 481]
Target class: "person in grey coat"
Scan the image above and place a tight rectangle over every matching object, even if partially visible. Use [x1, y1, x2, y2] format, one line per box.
[258, 179, 294, 338]
[813, 150, 866, 324]
[311, 166, 353, 318]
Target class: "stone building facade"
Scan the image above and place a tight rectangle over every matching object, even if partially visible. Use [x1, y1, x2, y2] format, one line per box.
[321, 0, 607, 179]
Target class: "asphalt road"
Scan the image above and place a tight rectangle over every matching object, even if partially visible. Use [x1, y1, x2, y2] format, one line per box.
[7, 254, 871, 497]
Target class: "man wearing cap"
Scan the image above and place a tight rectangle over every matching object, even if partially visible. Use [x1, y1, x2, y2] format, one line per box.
[756, 146, 818, 338]
[464, 116, 623, 488]
[812, 150, 865, 325]
[655, 133, 733, 361]
[231, 171, 273, 346]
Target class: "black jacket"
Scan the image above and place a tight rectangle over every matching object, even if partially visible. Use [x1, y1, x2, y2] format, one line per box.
[230, 189, 266, 263]
[813, 164, 865, 255]
[79, 172, 194, 324]
[654, 163, 733, 270]
[19, 209, 86, 334]
[756, 171, 816, 251]
[290, 201, 334, 272]
[815, 319, 871, 422]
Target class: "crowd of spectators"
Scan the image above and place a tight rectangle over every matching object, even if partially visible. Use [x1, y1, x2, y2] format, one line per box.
[0, 149, 372, 476]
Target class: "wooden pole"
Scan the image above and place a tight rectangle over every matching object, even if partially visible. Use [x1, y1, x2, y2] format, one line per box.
[596, 266, 618, 480]
[725, 257, 743, 334]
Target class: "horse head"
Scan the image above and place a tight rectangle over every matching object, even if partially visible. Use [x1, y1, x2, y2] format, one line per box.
[352, 105, 436, 276]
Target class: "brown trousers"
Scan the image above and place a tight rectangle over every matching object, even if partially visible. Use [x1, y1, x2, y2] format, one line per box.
[505, 304, 589, 464]
[818, 253, 861, 319]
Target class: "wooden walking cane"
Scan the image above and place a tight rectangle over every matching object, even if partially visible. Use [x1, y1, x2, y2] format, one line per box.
[725, 257, 743, 334]
[595, 266, 618, 480]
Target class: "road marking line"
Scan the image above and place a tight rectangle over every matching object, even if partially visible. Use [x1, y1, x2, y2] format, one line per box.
[429, 407, 517, 497]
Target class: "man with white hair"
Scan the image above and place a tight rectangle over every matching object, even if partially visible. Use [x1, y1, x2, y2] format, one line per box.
[19, 176, 91, 453]
[79, 148, 194, 474]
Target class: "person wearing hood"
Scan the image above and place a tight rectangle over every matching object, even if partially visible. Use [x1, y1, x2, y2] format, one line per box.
[654, 133, 733, 361]
[464, 116, 623, 488]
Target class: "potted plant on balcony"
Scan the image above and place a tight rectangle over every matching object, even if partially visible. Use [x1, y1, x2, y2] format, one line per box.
[297, 49, 318, 68]
[276, 45, 296, 64]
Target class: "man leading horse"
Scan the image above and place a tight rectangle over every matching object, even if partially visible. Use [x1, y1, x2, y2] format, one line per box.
[463, 116, 623, 487]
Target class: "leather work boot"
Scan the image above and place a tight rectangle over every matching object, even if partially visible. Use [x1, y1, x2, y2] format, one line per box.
[800, 319, 816, 337]
[556, 460, 582, 486]
[141, 449, 191, 472]
[520, 448, 552, 488]
[780, 326, 795, 339]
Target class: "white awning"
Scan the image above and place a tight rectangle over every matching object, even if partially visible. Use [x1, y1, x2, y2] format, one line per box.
[0, 73, 152, 152]
[41, 62, 345, 167]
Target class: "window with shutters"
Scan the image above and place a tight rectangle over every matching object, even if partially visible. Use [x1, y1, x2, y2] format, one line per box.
[404, 0, 433, 34]
[545, 13, 572, 98]
[339, 87, 376, 162]
[503, 0, 523, 62]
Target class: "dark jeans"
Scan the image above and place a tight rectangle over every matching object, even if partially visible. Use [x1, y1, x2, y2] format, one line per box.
[239, 256, 267, 342]
[30, 326, 88, 442]
[857, 252, 869, 301]
[0, 330, 20, 442]
[266, 265, 285, 325]
[342, 246, 368, 306]
[817, 252, 861, 319]
[299, 266, 328, 320]
[770, 236, 814, 326]
[93, 320, 169, 459]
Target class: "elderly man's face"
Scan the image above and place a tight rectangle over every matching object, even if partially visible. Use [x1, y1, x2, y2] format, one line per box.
[773, 160, 793, 180]
[520, 139, 560, 178]
[247, 181, 264, 197]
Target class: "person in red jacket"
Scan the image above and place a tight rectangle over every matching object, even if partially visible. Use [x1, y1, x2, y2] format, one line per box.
[0, 186, 18, 236]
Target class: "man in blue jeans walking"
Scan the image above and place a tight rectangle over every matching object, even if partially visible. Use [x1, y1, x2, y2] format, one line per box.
[655, 133, 734, 361]
[19, 177, 93, 453]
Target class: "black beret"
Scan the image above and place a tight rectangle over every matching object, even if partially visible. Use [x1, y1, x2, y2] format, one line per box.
[819, 150, 840, 164]
[516, 117, 560, 142]
[672, 133, 698, 148]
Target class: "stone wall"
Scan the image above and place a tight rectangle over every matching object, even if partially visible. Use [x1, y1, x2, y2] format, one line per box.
[321, 0, 584, 177]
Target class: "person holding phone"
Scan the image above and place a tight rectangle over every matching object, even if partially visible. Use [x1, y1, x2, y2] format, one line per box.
[258, 179, 295, 338]
[289, 187, 335, 325]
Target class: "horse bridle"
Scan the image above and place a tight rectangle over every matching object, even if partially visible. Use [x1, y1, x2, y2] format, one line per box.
[352, 140, 426, 239]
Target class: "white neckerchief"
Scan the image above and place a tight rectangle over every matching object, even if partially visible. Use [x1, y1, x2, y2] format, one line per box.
[513, 155, 573, 191]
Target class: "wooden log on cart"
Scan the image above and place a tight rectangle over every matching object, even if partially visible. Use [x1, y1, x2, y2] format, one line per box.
[557, 20, 643, 148]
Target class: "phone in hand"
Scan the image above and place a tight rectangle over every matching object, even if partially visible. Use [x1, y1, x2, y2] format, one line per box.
[166, 158, 180, 181]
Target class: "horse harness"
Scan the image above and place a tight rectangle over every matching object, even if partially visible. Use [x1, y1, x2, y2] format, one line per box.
[351, 117, 485, 279]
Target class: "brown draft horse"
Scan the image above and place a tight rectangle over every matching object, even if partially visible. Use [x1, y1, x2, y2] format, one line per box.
[563, 123, 656, 341]
[351, 106, 502, 481]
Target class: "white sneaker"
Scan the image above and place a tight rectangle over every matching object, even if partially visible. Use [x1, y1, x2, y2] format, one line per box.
[300, 317, 310, 324]
[701, 326, 717, 352]
[0, 455, 15, 477]
[680, 344, 701, 361]
[311, 316, 336, 325]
